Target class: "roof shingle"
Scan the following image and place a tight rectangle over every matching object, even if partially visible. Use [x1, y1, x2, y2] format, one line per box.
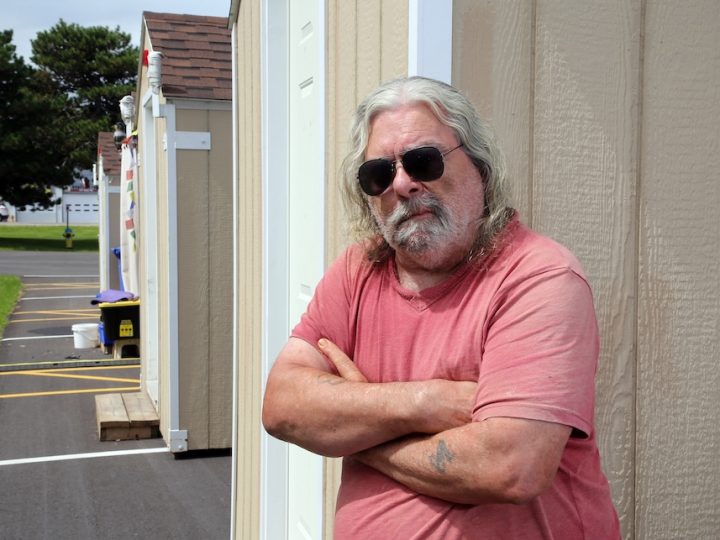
[143, 12, 231, 101]
[97, 132, 122, 178]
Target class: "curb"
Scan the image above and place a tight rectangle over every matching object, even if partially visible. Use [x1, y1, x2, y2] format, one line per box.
[0, 357, 140, 373]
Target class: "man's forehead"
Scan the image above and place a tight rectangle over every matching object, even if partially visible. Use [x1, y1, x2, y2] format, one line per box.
[366, 104, 453, 153]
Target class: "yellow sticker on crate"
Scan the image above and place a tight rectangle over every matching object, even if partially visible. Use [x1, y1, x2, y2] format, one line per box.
[119, 319, 134, 337]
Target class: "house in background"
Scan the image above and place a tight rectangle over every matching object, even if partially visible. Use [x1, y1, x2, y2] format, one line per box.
[95, 131, 123, 292]
[228, 1, 720, 539]
[5, 184, 97, 225]
[133, 11, 233, 453]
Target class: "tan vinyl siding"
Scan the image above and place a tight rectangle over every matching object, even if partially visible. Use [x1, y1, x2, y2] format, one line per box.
[452, 0, 534, 217]
[176, 108, 232, 450]
[177, 112, 211, 450]
[108, 192, 121, 290]
[206, 109, 235, 449]
[326, 0, 409, 262]
[175, 107, 233, 450]
[453, 1, 720, 538]
[636, 2, 720, 538]
[232, 0, 262, 538]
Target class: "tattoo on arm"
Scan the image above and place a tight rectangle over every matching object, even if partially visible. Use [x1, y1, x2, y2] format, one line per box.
[429, 439, 455, 473]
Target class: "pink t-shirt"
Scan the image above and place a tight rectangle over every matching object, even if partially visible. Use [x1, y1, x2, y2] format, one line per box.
[292, 218, 620, 539]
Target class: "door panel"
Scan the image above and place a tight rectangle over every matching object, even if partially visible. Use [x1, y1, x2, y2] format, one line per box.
[288, 0, 325, 538]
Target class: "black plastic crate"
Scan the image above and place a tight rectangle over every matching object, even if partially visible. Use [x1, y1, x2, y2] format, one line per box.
[98, 300, 140, 340]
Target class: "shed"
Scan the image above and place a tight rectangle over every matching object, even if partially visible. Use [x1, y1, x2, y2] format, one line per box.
[135, 11, 233, 452]
[96, 131, 122, 292]
[230, 1, 720, 539]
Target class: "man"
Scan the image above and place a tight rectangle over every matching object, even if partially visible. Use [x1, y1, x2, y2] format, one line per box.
[263, 77, 620, 539]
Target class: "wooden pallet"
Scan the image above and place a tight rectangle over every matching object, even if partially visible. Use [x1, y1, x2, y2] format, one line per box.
[95, 392, 160, 441]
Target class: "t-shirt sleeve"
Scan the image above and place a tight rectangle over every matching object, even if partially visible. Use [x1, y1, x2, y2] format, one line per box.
[473, 266, 599, 438]
[290, 246, 357, 360]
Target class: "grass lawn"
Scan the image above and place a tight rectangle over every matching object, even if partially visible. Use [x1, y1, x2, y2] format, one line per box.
[0, 225, 99, 251]
[0, 274, 22, 337]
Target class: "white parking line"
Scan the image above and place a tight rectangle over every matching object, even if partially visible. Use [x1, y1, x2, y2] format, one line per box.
[1, 335, 73, 342]
[22, 295, 96, 300]
[0, 447, 169, 467]
[23, 275, 99, 278]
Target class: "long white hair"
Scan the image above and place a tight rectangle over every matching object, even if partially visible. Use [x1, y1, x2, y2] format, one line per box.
[339, 76, 514, 262]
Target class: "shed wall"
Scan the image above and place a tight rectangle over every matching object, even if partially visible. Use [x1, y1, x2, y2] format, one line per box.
[453, 1, 720, 538]
[108, 191, 121, 290]
[176, 106, 233, 450]
[636, 2, 720, 538]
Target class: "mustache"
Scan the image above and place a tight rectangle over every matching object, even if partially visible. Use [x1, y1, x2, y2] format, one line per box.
[386, 194, 448, 229]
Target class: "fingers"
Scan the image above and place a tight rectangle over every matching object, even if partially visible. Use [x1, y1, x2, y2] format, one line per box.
[318, 339, 368, 383]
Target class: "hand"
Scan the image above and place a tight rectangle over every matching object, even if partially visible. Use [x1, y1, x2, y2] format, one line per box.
[318, 338, 368, 382]
[318, 337, 476, 434]
[414, 379, 477, 434]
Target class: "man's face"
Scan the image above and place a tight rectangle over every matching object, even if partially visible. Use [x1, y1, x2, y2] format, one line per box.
[364, 103, 485, 269]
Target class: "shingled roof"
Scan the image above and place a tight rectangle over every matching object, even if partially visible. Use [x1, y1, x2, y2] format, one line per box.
[97, 132, 121, 179]
[143, 12, 231, 101]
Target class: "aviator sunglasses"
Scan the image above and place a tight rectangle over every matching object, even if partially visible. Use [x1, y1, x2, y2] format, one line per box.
[357, 144, 464, 196]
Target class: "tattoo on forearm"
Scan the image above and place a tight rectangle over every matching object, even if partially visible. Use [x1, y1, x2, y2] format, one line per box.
[429, 439, 455, 473]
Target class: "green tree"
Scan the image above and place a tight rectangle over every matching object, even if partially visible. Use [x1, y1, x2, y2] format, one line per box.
[0, 23, 138, 208]
[0, 30, 74, 207]
[31, 20, 138, 179]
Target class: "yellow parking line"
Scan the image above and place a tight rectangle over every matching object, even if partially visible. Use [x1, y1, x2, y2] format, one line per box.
[0, 362, 138, 371]
[0, 365, 139, 376]
[23, 286, 98, 292]
[53, 366, 139, 373]
[15, 371, 139, 384]
[0, 386, 140, 399]
[8, 316, 99, 324]
[14, 308, 99, 316]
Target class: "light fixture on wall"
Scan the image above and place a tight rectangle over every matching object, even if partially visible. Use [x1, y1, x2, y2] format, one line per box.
[120, 96, 135, 126]
[148, 51, 163, 94]
[113, 122, 126, 151]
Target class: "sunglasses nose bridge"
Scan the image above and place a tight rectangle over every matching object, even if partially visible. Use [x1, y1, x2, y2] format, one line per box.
[389, 156, 424, 196]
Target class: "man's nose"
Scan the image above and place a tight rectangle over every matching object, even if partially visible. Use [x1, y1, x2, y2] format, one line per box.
[391, 163, 422, 197]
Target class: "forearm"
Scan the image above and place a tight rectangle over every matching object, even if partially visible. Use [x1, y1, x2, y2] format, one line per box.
[353, 418, 570, 505]
[263, 338, 476, 457]
[263, 363, 425, 457]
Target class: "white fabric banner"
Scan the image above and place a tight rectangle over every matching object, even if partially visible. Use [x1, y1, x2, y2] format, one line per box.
[119, 137, 139, 296]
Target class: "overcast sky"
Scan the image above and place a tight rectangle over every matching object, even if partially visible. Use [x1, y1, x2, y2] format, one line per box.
[5, 0, 232, 62]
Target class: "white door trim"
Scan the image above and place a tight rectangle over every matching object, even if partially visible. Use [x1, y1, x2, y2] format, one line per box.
[260, 0, 327, 538]
[261, 0, 290, 539]
[408, 0, 453, 83]
[140, 90, 161, 408]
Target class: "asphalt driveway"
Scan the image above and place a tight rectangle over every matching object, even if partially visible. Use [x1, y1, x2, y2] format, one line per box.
[0, 251, 231, 539]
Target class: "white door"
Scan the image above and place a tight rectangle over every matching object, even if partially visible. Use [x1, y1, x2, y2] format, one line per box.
[287, 0, 325, 538]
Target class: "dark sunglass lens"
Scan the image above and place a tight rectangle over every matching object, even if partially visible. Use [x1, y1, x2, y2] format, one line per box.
[358, 158, 395, 196]
[402, 147, 444, 181]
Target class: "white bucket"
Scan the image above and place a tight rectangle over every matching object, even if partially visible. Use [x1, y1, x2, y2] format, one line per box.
[72, 323, 99, 349]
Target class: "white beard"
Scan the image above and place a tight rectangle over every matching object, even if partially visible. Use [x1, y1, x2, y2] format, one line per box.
[372, 194, 462, 255]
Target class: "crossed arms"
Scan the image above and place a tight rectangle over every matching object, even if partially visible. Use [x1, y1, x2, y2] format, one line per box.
[262, 337, 571, 505]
